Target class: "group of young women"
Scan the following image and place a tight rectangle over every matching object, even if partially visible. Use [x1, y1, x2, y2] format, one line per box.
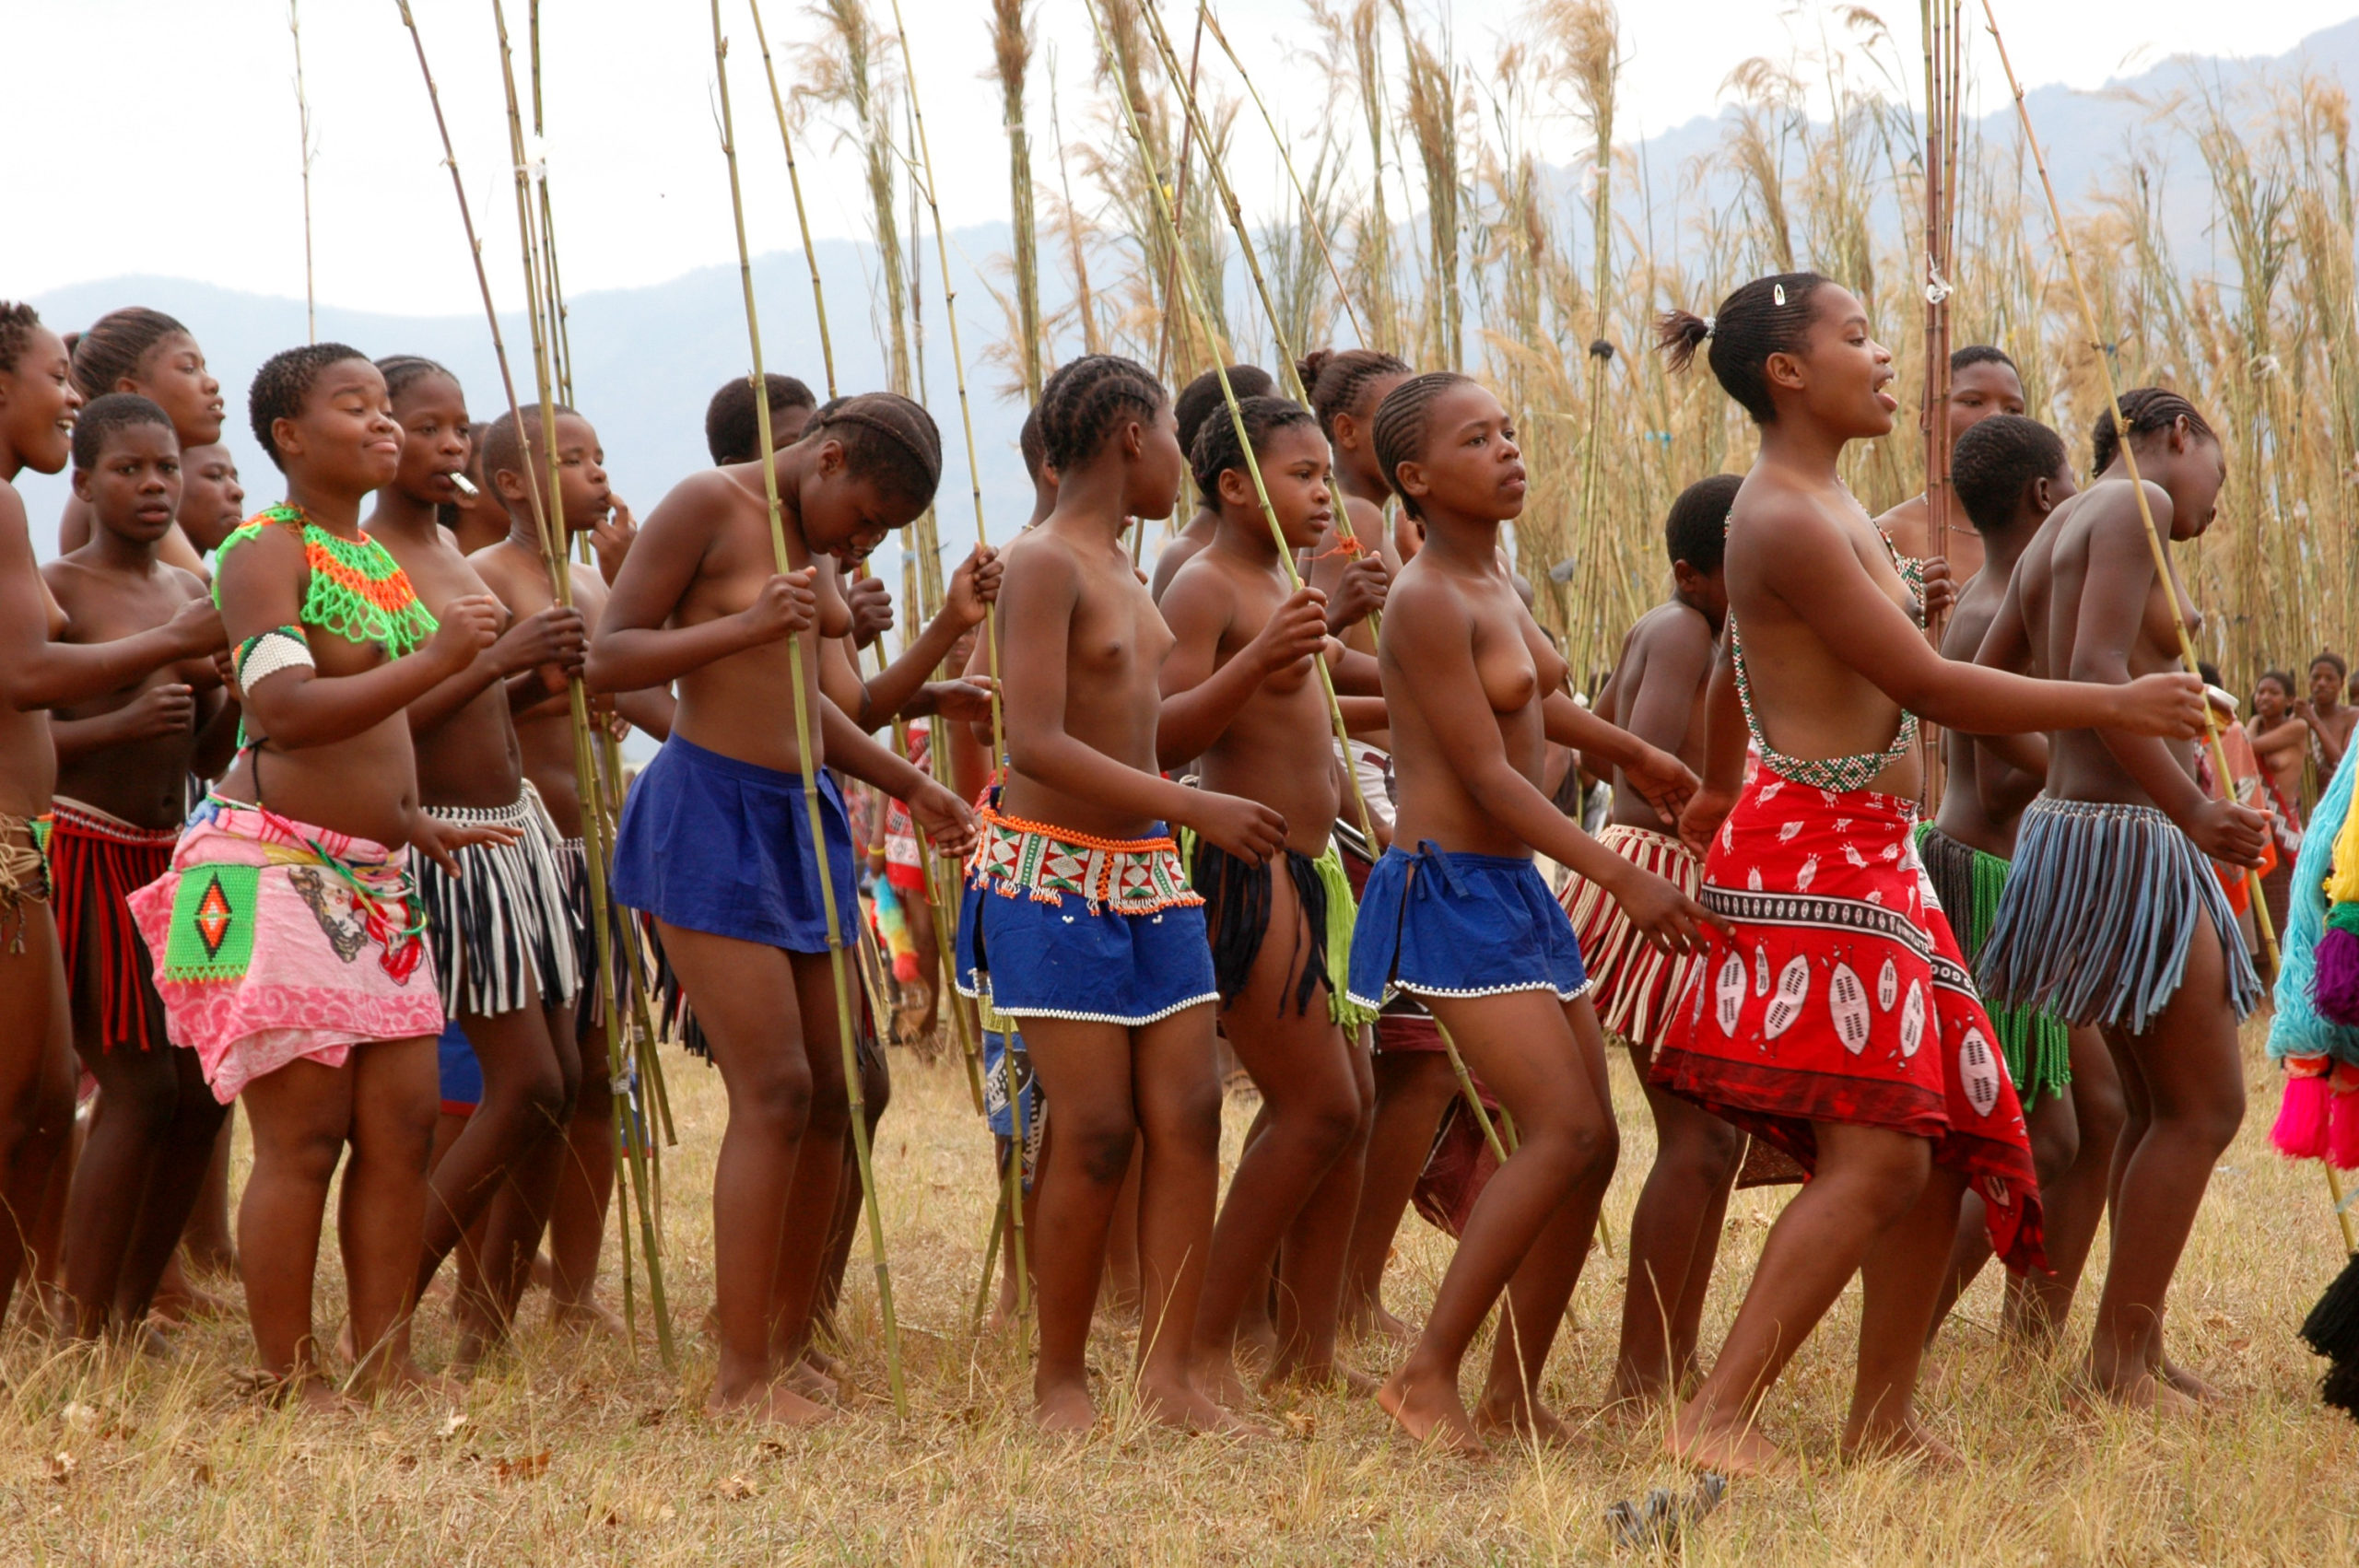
[0, 267, 2258, 1471]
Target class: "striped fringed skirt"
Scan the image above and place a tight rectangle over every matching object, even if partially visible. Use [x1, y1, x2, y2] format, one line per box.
[1914, 825, 2072, 1104]
[1976, 797, 2262, 1035]
[412, 785, 581, 1019]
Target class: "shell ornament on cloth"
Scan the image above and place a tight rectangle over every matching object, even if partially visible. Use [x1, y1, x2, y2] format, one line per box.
[1830, 962, 1871, 1054]
[1764, 954, 1812, 1038]
[1958, 1028, 2004, 1117]
[1900, 979, 1928, 1058]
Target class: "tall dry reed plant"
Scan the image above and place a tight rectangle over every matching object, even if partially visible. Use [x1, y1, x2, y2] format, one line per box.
[798, 0, 914, 396]
[979, 1, 2359, 691]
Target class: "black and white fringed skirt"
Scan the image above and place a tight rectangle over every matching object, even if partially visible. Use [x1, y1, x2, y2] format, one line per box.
[1975, 796, 2262, 1034]
[413, 782, 581, 1018]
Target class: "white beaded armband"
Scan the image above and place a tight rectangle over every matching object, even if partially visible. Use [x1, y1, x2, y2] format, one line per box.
[235, 626, 315, 692]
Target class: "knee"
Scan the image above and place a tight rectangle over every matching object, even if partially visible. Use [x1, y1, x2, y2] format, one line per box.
[503, 1059, 569, 1131]
[261, 1123, 347, 1187]
[1293, 1082, 1366, 1164]
[1855, 1144, 1933, 1228]
[1063, 1117, 1138, 1187]
[2027, 1114, 2080, 1188]
[1666, 1113, 1743, 1183]
[2174, 1086, 2246, 1154]
[2074, 1076, 2128, 1150]
[104, 1068, 182, 1140]
[1524, 1106, 1618, 1186]
[731, 1055, 816, 1136]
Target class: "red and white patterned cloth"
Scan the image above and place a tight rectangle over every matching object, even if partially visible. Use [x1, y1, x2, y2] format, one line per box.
[1651, 770, 2047, 1271]
[1561, 825, 1704, 1056]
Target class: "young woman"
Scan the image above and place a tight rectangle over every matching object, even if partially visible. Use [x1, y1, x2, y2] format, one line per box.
[58, 308, 226, 575]
[588, 392, 974, 1425]
[2250, 668, 2306, 939]
[1159, 395, 1381, 1399]
[363, 357, 591, 1368]
[1348, 369, 1719, 1454]
[1, 303, 221, 1330]
[1651, 275, 2205, 1473]
[44, 394, 240, 1340]
[129, 344, 504, 1402]
[958, 354, 1285, 1433]
[1976, 387, 2266, 1411]
[1870, 344, 2028, 586]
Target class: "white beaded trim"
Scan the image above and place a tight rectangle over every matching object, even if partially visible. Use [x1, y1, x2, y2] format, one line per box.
[237, 627, 314, 692]
[955, 976, 1218, 1027]
[1352, 977, 1594, 1011]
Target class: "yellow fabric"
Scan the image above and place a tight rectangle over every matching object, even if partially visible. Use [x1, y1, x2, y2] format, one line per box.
[2330, 777, 2359, 907]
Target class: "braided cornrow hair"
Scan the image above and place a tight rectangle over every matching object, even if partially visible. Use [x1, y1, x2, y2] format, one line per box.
[1369, 370, 1475, 521]
[1297, 347, 1413, 440]
[1038, 354, 1168, 474]
[248, 342, 373, 472]
[807, 392, 943, 507]
[2090, 386, 2216, 476]
[1188, 395, 1319, 498]
[1657, 272, 1835, 425]
[69, 307, 190, 399]
[375, 354, 458, 404]
[0, 301, 41, 375]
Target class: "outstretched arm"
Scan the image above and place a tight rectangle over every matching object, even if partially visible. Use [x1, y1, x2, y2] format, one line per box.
[1761, 496, 2203, 740]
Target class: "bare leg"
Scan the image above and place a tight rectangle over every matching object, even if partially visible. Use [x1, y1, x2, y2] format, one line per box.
[903, 891, 940, 1039]
[110, 1043, 229, 1328]
[1378, 990, 1617, 1457]
[2085, 912, 2243, 1410]
[1608, 1043, 1743, 1407]
[992, 1119, 1048, 1329]
[1474, 995, 1622, 1443]
[1128, 1003, 1242, 1431]
[1843, 1164, 1968, 1464]
[1193, 869, 1369, 1403]
[2005, 1026, 2121, 1345]
[807, 1038, 887, 1372]
[1270, 1038, 1377, 1390]
[412, 1002, 576, 1305]
[658, 922, 834, 1425]
[0, 919, 80, 1330]
[336, 1036, 442, 1398]
[1103, 1141, 1144, 1319]
[1341, 1047, 1457, 1341]
[1666, 1123, 1931, 1477]
[61, 1008, 186, 1339]
[1927, 1072, 2078, 1344]
[182, 1108, 239, 1273]
[546, 1018, 617, 1330]
[236, 1055, 357, 1406]
[1017, 1015, 1140, 1431]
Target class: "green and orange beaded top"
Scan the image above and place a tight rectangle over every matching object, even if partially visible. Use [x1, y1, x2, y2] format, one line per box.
[213, 503, 439, 658]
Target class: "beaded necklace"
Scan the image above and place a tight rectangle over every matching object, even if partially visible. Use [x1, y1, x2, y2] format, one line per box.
[214, 503, 439, 658]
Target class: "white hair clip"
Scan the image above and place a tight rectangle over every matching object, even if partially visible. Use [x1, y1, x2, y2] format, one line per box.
[1700, 315, 1716, 340]
[1772, 282, 1788, 307]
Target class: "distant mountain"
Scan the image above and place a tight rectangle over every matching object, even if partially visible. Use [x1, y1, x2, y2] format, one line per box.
[22, 18, 2353, 577]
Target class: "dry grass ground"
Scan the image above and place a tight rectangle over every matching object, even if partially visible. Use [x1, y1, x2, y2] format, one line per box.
[4, 1017, 2355, 1565]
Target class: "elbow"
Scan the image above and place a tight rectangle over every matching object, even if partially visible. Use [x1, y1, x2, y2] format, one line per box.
[582, 646, 623, 696]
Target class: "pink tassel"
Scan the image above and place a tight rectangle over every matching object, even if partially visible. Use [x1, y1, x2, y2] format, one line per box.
[2332, 1082, 2359, 1172]
[2274, 1068, 2333, 1160]
[2316, 927, 2359, 1026]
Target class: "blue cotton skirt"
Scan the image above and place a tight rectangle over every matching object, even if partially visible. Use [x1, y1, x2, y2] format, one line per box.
[1345, 842, 1589, 1013]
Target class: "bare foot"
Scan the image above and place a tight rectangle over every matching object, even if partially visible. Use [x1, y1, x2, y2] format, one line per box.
[550, 1297, 628, 1341]
[1344, 1298, 1415, 1346]
[1137, 1372, 1266, 1435]
[802, 1343, 845, 1381]
[1264, 1358, 1379, 1398]
[259, 1370, 350, 1413]
[1376, 1366, 1487, 1457]
[708, 1381, 836, 1428]
[2074, 1360, 2201, 1417]
[530, 1250, 556, 1293]
[1192, 1350, 1254, 1411]
[1033, 1382, 1098, 1433]
[353, 1361, 465, 1406]
[2159, 1357, 2227, 1407]
[1663, 1403, 1784, 1478]
[150, 1279, 231, 1326]
[1841, 1413, 1963, 1468]
[1473, 1387, 1575, 1447]
[785, 1359, 836, 1404]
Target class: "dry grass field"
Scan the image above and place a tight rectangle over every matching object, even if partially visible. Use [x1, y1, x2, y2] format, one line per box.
[2, 1016, 2354, 1565]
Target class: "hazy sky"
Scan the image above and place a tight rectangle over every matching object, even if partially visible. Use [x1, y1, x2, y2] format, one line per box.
[7, 0, 2353, 317]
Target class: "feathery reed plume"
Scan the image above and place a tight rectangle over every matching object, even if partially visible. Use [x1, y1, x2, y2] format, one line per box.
[990, 0, 1045, 399]
[1391, 2, 1462, 369]
[1046, 51, 1107, 358]
[710, 0, 909, 1413]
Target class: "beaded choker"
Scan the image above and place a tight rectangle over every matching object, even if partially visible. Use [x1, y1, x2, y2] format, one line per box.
[215, 504, 439, 659]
